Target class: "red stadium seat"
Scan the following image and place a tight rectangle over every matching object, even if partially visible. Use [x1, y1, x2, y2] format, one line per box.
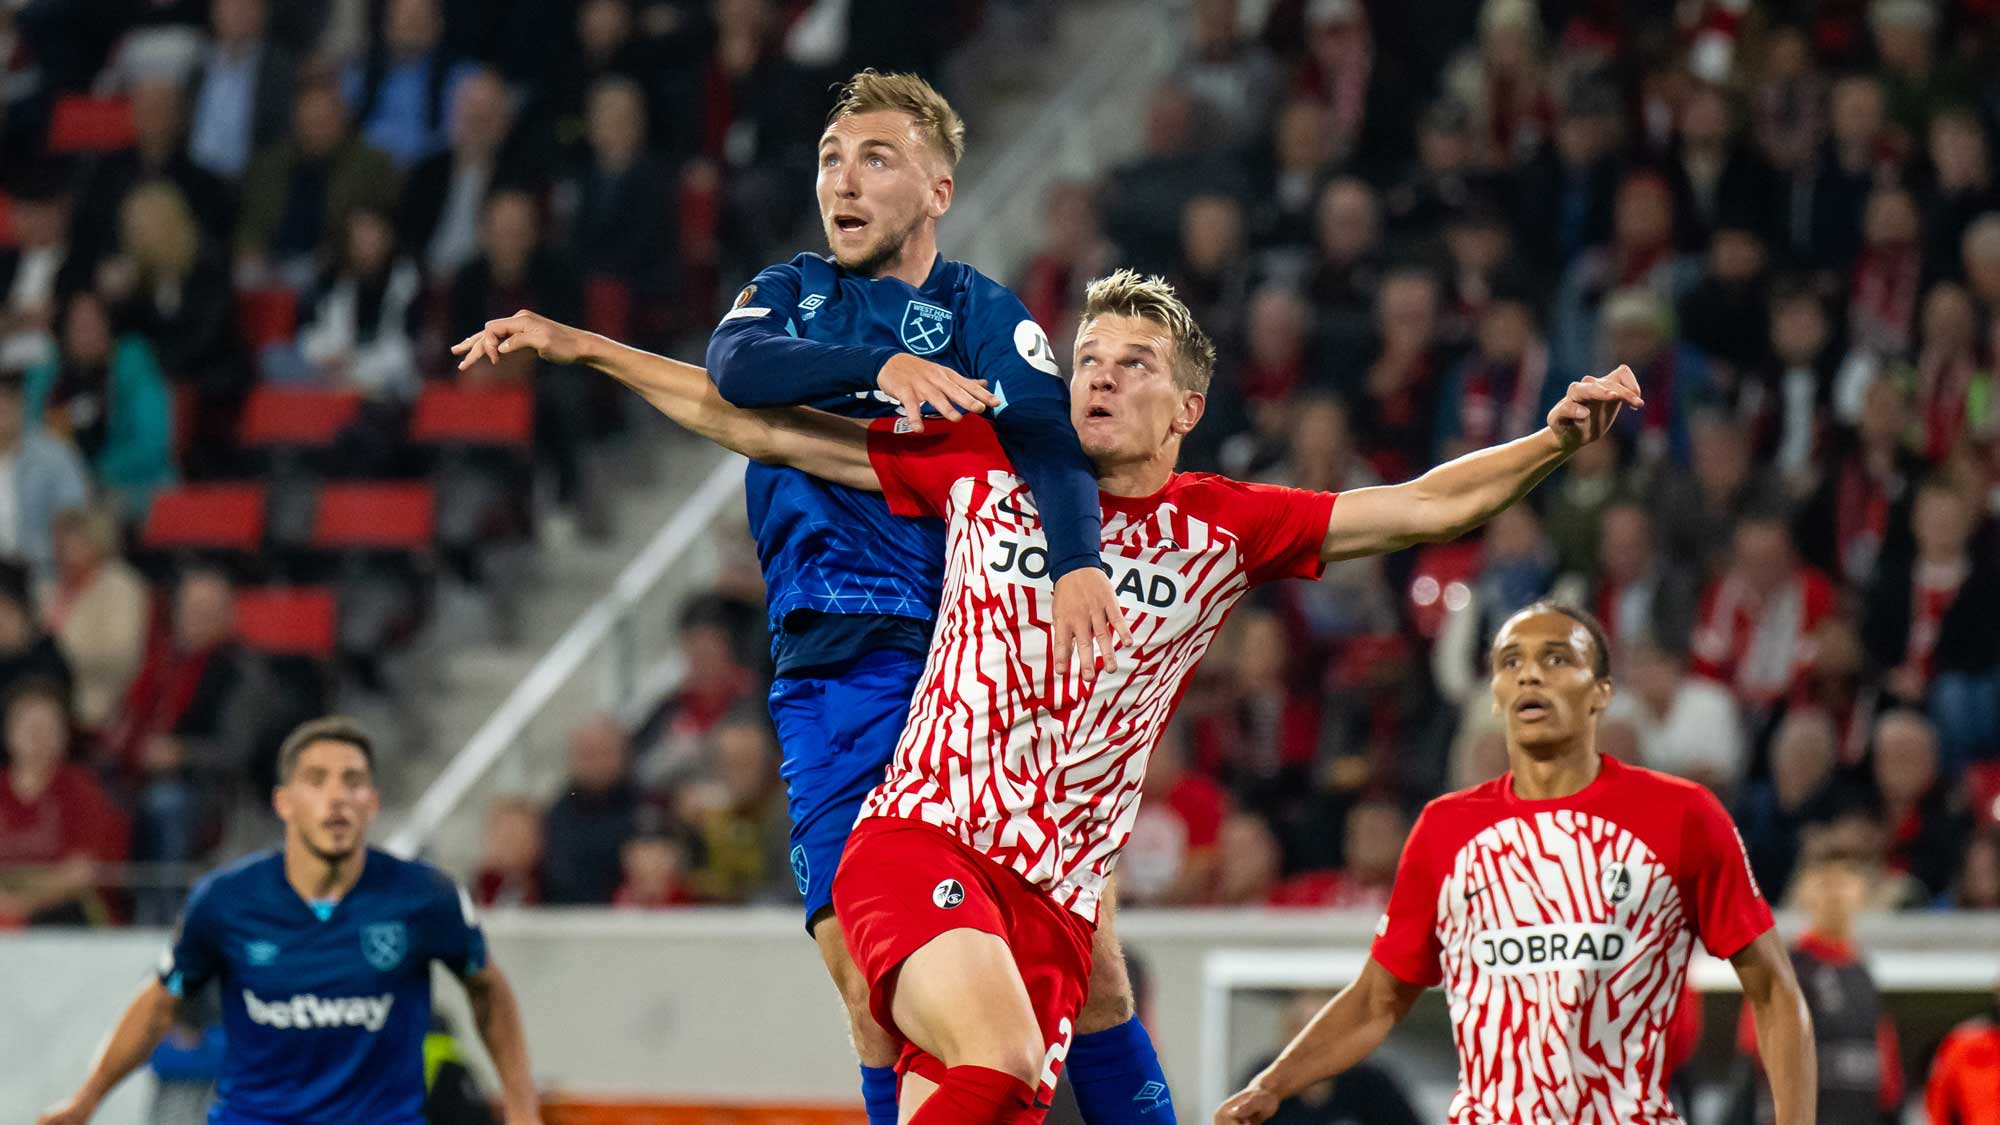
[142, 483, 268, 552]
[237, 387, 362, 449]
[0, 194, 14, 248]
[236, 288, 299, 352]
[234, 586, 338, 659]
[47, 95, 137, 153]
[311, 482, 435, 549]
[409, 383, 533, 446]
[583, 276, 632, 340]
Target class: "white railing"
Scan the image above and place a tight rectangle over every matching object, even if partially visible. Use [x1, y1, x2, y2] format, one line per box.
[385, 454, 748, 865]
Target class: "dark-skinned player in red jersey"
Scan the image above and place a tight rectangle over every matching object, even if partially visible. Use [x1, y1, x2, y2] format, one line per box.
[1217, 602, 1818, 1125]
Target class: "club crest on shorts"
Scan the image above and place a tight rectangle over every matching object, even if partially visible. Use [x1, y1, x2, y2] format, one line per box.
[900, 300, 954, 355]
[1601, 861, 1635, 906]
[361, 922, 407, 971]
[791, 845, 810, 896]
[932, 878, 966, 909]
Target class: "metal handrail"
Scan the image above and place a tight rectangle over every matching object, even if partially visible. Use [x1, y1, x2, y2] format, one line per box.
[384, 453, 747, 859]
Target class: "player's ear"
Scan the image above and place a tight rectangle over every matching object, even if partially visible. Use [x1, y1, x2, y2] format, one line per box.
[1589, 676, 1613, 716]
[929, 172, 953, 219]
[271, 781, 290, 822]
[1172, 390, 1206, 436]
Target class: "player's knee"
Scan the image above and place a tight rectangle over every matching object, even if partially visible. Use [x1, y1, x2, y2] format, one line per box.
[975, 1033, 1047, 1089]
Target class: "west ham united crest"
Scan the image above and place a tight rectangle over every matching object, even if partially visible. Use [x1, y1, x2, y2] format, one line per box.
[361, 922, 407, 971]
[900, 300, 953, 355]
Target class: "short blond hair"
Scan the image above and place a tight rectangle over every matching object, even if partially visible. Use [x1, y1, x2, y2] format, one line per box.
[828, 69, 966, 170]
[1080, 270, 1218, 393]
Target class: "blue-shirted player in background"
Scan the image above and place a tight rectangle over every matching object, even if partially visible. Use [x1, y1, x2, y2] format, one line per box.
[454, 68, 1176, 1125]
[38, 717, 541, 1125]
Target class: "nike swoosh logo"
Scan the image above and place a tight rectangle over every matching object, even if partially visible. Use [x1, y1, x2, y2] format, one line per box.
[997, 497, 1037, 520]
[1465, 883, 1491, 901]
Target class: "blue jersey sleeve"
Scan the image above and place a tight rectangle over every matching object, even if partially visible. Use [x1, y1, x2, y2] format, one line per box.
[707, 264, 901, 407]
[963, 284, 1102, 580]
[158, 878, 222, 997]
[420, 869, 489, 978]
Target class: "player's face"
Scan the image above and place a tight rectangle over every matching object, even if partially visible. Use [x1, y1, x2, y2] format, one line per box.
[1070, 314, 1204, 470]
[816, 111, 950, 277]
[1489, 610, 1611, 756]
[275, 740, 379, 863]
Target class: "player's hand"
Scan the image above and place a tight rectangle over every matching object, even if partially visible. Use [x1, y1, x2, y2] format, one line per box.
[1213, 1082, 1282, 1124]
[1547, 364, 1643, 450]
[1052, 567, 1134, 684]
[36, 1092, 97, 1125]
[452, 310, 588, 371]
[876, 353, 1001, 431]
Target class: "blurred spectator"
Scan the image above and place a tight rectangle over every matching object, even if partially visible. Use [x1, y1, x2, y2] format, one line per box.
[1794, 75, 1894, 274]
[1651, 412, 1779, 577]
[635, 595, 758, 790]
[1237, 989, 1423, 1124]
[1925, 976, 2000, 1125]
[1435, 197, 1517, 344]
[1607, 639, 1745, 795]
[1211, 286, 1320, 475]
[0, 168, 81, 372]
[1259, 396, 1399, 645]
[0, 365, 90, 583]
[540, 714, 641, 905]
[186, 0, 296, 181]
[1122, 722, 1226, 905]
[236, 77, 401, 284]
[1870, 0, 1971, 141]
[540, 0, 655, 155]
[1848, 186, 1925, 359]
[683, 714, 788, 904]
[613, 814, 697, 909]
[1677, 226, 1771, 387]
[1744, 285, 1836, 483]
[1690, 513, 1837, 715]
[1796, 377, 1922, 589]
[293, 205, 423, 403]
[1172, 194, 1252, 346]
[1212, 811, 1283, 905]
[550, 76, 676, 301]
[1960, 215, 2000, 332]
[1437, 292, 1552, 460]
[1871, 709, 1968, 899]
[341, 0, 476, 169]
[1441, 0, 1550, 171]
[69, 78, 233, 277]
[1732, 823, 1904, 1124]
[1734, 708, 1863, 897]
[472, 796, 541, 907]
[1103, 82, 1243, 277]
[402, 67, 526, 280]
[43, 507, 149, 732]
[1286, 0, 1413, 174]
[1664, 81, 1780, 251]
[1749, 26, 1825, 180]
[1568, 502, 1698, 658]
[1906, 280, 1993, 464]
[102, 568, 268, 796]
[1435, 503, 1556, 705]
[1351, 268, 1445, 482]
[1863, 479, 1998, 724]
[1947, 831, 2000, 909]
[1379, 100, 1492, 238]
[25, 291, 175, 518]
[1301, 177, 1382, 331]
[1180, 0, 1280, 140]
[1552, 174, 1697, 383]
[1540, 437, 1625, 579]
[1795, 614, 1884, 769]
[1017, 181, 1115, 349]
[1917, 110, 1999, 275]
[1188, 609, 1321, 797]
[0, 561, 70, 705]
[1249, 99, 1337, 251]
[1599, 287, 1715, 467]
[0, 679, 128, 925]
[1515, 78, 1622, 275]
[1268, 799, 1404, 909]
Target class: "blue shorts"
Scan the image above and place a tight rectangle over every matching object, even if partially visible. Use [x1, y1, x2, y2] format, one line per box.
[769, 648, 925, 929]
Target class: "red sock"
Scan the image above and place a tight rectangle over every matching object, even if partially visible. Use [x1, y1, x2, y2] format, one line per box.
[906, 1064, 1041, 1125]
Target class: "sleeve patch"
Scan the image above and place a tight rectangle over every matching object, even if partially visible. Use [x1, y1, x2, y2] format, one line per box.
[732, 284, 757, 308]
[721, 306, 771, 322]
[1014, 320, 1061, 376]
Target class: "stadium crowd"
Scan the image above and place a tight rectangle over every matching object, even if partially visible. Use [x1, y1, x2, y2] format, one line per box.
[458, 0, 2000, 921]
[0, 0, 978, 926]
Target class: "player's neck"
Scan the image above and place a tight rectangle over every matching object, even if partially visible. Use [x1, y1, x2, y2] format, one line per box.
[864, 231, 939, 289]
[1507, 745, 1602, 801]
[284, 839, 368, 904]
[1094, 454, 1175, 499]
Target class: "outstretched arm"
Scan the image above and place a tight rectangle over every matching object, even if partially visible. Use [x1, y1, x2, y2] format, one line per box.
[37, 980, 180, 1124]
[1734, 931, 1816, 1125]
[1214, 959, 1426, 1124]
[1319, 365, 1643, 561]
[453, 312, 879, 492]
[463, 965, 542, 1125]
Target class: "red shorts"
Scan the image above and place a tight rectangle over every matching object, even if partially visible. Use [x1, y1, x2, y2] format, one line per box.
[832, 816, 1096, 1099]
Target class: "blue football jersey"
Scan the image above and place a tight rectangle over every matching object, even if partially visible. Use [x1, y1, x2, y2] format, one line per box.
[708, 252, 1085, 674]
[159, 848, 486, 1125]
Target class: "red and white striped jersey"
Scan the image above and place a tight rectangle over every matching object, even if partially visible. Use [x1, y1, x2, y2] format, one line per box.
[861, 419, 1335, 922]
[1371, 754, 1774, 1125]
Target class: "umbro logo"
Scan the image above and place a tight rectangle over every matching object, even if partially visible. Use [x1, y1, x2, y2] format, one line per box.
[932, 879, 966, 909]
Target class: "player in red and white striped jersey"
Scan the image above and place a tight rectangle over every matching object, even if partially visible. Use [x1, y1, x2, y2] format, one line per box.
[455, 271, 1642, 1124]
[1216, 603, 1818, 1125]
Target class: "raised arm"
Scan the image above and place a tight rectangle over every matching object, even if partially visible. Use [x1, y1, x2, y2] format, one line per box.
[1214, 959, 1426, 1124]
[453, 312, 879, 492]
[1733, 931, 1817, 1125]
[37, 980, 180, 1125]
[1319, 365, 1644, 562]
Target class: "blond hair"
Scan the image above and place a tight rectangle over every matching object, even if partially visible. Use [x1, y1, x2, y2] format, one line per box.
[828, 70, 966, 170]
[121, 182, 199, 282]
[1080, 270, 1218, 393]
